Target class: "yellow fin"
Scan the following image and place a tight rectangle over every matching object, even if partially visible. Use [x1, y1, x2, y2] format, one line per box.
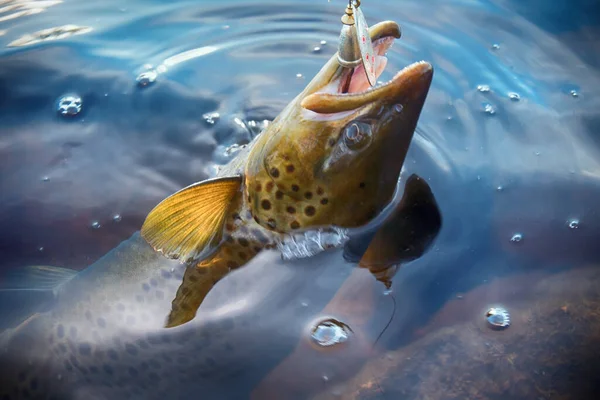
[141, 176, 242, 263]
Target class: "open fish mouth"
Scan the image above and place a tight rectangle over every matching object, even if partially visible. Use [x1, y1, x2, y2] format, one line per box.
[301, 26, 433, 115]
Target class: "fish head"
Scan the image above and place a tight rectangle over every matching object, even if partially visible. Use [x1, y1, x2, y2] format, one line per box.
[245, 21, 433, 232]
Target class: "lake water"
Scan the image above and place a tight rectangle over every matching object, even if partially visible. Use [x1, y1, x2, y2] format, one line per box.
[0, 0, 599, 399]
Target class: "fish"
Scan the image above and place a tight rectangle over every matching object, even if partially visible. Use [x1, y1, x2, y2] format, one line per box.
[140, 20, 434, 327]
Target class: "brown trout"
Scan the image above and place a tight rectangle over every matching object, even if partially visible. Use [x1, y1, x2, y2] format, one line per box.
[141, 20, 434, 327]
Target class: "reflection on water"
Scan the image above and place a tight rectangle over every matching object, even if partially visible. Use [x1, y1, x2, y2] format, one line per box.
[0, 0, 599, 398]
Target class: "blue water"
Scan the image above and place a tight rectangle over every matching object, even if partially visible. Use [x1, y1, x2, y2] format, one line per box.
[0, 0, 599, 398]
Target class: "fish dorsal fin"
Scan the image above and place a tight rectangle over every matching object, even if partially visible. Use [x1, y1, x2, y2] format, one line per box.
[1, 265, 78, 291]
[141, 176, 243, 263]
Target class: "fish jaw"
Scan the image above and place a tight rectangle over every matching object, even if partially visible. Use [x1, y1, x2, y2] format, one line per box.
[244, 21, 433, 233]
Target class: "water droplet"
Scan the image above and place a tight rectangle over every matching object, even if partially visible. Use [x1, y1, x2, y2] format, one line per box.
[568, 219, 579, 229]
[570, 90, 579, 98]
[393, 104, 403, 113]
[508, 92, 520, 101]
[510, 233, 523, 243]
[322, 375, 330, 382]
[313, 46, 321, 53]
[311, 319, 351, 347]
[91, 221, 101, 229]
[41, 176, 50, 182]
[202, 112, 220, 125]
[320, 40, 327, 45]
[477, 84, 490, 93]
[496, 185, 504, 191]
[38, 246, 44, 252]
[446, 116, 453, 121]
[485, 307, 510, 329]
[296, 73, 303, 79]
[112, 214, 122, 223]
[492, 43, 500, 50]
[483, 104, 496, 115]
[136, 70, 157, 87]
[56, 94, 82, 117]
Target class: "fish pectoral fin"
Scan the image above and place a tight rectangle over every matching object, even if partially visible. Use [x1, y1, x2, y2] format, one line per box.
[141, 176, 243, 263]
[0, 265, 78, 330]
[165, 262, 230, 328]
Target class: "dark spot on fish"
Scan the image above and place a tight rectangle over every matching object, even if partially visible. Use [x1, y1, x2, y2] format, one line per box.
[126, 343, 138, 356]
[291, 184, 299, 192]
[328, 138, 336, 147]
[267, 219, 277, 229]
[225, 223, 234, 231]
[103, 365, 114, 375]
[181, 287, 190, 295]
[270, 167, 280, 178]
[58, 343, 67, 353]
[320, 198, 329, 205]
[85, 311, 92, 321]
[116, 303, 126, 312]
[232, 212, 241, 220]
[161, 269, 172, 279]
[206, 357, 217, 368]
[255, 183, 262, 192]
[129, 367, 139, 377]
[283, 206, 295, 214]
[238, 238, 249, 247]
[316, 186, 324, 195]
[96, 317, 106, 328]
[56, 325, 64, 338]
[163, 354, 173, 363]
[69, 326, 78, 339]
[238, 252, 247, 260]
[155, 290, 164, 300]
[108, 349, 119, 361]
[286, 165, 295, 173]
[261, 199, 271, 210]
[253, 246, 262, 252]
[142, 283, 151, 291]
[247, 195, 252, 203]
[188, 273, 198, 283]
[305, 206, 316, 216]
[17, 371, 26, 382]
[90, 366, 99, 374]
[149, 372, 160, 381]
[149, 359, 161, 369]
[254, 216, 260, 224]
[239, 225, 249, 234]
[359, 182, 366, 188]
[225, 342, 234, 351]
[136, 339, 149, 349]
[79, 343, 92, 356]
[225, 235, 234, 243]
[64, 360, 73, 371]
[275, 190, 284, 200]
[290, 221, 300, 229]
[304, 192, 313, 199]
[265, 181, 274, 192]
[150, 278, 158, 287]
[136, 295, 144, 303]
[30, 378, 38, 391]
[227, 261, 239, 269]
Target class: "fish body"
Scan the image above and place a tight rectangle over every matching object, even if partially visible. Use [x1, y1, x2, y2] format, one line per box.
[141, 21, 434, 327]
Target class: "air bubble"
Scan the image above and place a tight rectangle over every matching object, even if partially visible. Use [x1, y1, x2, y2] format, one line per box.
[510, 233, 523, 243]
[496, 185, 503, 191]
[136, 70, 157, 87]
[41, 176, 50, 182]
[313, 46, 321, 53]
[320, 40, 327, 45]
[570, 90, 579, 98]
[483, 104, 496, 115]
[393, 104, 403, 113]
[477, 84, 490, 93]
[91, 221, 101, 229]
[202, 112, 220, 125]
[56, 94, 82, 117]
[311, 319, 351, 347]
[296, 73, 303, 79]
[492, 43, 500, 50]
[568, 219, 579, 229]
[508, 92, 520, 101]
[322, 375, 330, 382]
[485, 307, 510, 329]
[38, 246, 44, 252]
[112, 214, 122, 223]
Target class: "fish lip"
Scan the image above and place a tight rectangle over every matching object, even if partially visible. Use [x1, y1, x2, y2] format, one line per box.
[301, 61, 433, 114]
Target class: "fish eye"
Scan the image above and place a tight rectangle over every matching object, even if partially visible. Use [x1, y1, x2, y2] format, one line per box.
[343, 121, 372, 150]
